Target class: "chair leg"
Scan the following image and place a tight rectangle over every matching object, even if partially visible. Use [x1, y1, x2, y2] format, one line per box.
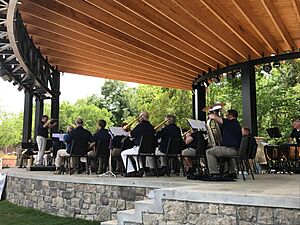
[86, 157, 89, 175]
[136, 156, 142, 177]
[239, 159, 246, 181]
[180, 156, 186, 176]
[166, 156, 171, 177]
[125, 156, 129, 176]
[247, 159, 255, 180]
[154, 156, 159, 177]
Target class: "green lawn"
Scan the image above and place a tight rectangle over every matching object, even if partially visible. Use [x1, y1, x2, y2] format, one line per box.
[0, 200, 99, 225]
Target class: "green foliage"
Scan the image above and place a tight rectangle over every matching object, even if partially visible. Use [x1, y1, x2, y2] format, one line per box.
[0, 111, 23, 148]
[0, 200, 99, 225]
[59, 99, 113, 133]
[129, 85, 192, 128]
[101, 80, 133, 125]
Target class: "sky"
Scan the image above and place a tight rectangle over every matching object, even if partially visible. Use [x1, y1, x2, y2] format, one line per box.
[0, 73, 137, 113]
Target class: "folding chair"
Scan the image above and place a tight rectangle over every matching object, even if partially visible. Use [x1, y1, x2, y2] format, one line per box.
[92, 140, 110, 174]
[165, 137, 185, 177]
[125, 135, 157, 177]
[67, 140, 90, 175]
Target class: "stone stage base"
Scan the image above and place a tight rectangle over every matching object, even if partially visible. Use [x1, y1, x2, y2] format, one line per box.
[2, 168, 299, 225]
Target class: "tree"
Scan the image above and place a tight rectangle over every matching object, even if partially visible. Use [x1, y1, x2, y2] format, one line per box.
[101, 80, 133, 125]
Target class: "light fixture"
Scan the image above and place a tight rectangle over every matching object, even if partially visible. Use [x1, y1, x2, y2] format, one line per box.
[273, 61, 280, 68]
[263, 64, 272, 73]
[211, 76, 220, 83]
[226, 71, 235, 80]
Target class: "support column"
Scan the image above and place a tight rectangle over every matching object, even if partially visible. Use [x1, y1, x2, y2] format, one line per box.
[51, 70, 60, 133]
[22, 91, 33, 143]
[34, 97, 44, 140]
[192, 84, 206, 121]
[241, 64, 258, 135]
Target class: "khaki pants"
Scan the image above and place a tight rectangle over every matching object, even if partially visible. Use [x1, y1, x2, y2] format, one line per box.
[146, 148, 166, 169]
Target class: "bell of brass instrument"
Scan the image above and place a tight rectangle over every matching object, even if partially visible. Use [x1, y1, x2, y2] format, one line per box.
[154, 118, 170, 131]
[203, 103, 224, 147]
[123, 116, 140, 130]
[182, 128, 193, 138]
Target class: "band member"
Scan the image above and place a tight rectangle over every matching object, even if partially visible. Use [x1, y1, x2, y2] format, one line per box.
[206, 109, 242, 178]
[121, 111, 155, 176]
[88, 119, 112, 173]
[290, 119, 300, 145]
[54, 125, 74, 173]
[146, 114, 181, 176]
[182, 129, 207, 174]
[35, 115, 57, 166]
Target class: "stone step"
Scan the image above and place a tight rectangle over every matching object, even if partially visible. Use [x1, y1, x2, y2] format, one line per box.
[117, 209, 140, 224]
[101, 219, 117, 225]
[135, 199, 163, 213]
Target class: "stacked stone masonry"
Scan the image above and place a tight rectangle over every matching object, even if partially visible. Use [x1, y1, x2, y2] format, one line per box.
[141, 200, 300, 225]
[5, 176, 152, 221]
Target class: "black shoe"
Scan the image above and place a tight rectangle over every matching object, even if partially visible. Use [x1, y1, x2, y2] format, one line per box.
[224, 173, 237, 179]
[145, 169, 156, 176]
[125, 171, 139, 177]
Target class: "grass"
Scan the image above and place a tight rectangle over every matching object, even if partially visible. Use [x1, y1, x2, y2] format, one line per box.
[0, 200, 100, 225]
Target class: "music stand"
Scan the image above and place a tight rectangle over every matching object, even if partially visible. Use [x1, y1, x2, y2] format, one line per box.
[266, 127, 282, 138]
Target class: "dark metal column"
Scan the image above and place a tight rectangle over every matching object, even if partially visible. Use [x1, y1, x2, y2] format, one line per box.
[50, 71, 60, 133]
[241, 64, 258, 135]
[34, 97, 44, 140]
[22, 91, 33, 142]
[192, 84, 206, 121]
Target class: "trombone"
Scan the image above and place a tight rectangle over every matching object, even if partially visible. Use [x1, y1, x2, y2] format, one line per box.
[182, 128, 193, 138]
[122, 116, 141, 131]
[154, 118, 171, 131]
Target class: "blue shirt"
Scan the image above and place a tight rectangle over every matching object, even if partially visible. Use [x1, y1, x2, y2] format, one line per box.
[37, 121, 48, 138]
[221, 118, 242, 149]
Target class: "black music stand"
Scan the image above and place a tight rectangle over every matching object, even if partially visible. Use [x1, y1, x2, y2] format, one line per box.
[266, 127, 282, 139]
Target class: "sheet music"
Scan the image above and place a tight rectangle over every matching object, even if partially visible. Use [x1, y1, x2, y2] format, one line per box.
[109, 127, 129, 136]
[187, 119, 207, 131]
[52, 133, 67, 142]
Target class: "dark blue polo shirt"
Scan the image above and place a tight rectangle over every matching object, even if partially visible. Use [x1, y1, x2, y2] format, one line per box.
[130, 121, 155, 146]
[221, 118, 242, 149]
[157, 123, 181, 153]
[93, 129, 111, 145]
[37, 121, 48, 138]
[65, 126, 93, 154]
[290, 129, 300, 145]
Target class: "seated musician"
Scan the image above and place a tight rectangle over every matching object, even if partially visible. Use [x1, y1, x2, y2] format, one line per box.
[110, 122, 134, 172]
[54, 125, 74, 173]
[206, 109, 242, 178]
[242, 127, 258, 158]
[88, 119, 112, 173]
[18, 139, 37, 168]
[290, 119, 300, 146]
[181, 129, 207, 174]
[121, 111, 155, 177]
[145, 114, 181, 176]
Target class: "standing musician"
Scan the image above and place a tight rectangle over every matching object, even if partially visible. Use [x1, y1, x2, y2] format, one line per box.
[181, 128, 207, 174]
[290, 119, 300, 145]
[206, 109, 242, 178]
[121, 111, 155, 176]
[145, 114, 181, 176]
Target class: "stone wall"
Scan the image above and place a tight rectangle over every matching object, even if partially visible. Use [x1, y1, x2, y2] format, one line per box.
[141, 200, 300, 225]
[5, 176, 152, 221]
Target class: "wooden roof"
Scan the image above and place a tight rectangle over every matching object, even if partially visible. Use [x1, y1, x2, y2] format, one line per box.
[19, 0, 300, 90]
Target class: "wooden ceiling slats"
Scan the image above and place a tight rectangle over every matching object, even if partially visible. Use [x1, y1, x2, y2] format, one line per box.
[17, 0, 299, 90]
[38, 45, 192, 84]
[27, 27, 191, 82]
[84, 0, 224, 68]
[261, 0, 296, 50]
[200, 0, 267, 57]
[138, 0, 242, 64]
[291, 0, 300, 23]
[173, 0, 253, 60]
[231, 0, 279, 53]
[57, 66, 190, 90]
[21, 3, 197, 76]
[36, 0, 202, 73]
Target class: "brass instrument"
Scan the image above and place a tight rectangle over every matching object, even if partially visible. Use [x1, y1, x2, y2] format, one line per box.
[154, 118, 171, 131]
[203, 103, 224, 147]
[123, 116, 140, 130]
[182, 128, 193, 138]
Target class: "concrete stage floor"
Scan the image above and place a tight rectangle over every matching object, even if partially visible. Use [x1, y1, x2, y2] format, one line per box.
[2, 168, 300, 209]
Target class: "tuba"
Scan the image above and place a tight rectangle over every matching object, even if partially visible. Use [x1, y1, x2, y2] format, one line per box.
[203, 103, 224, 147]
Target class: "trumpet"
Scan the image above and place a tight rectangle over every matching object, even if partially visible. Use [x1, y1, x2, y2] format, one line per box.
[182, 128, 193, 138]
[154, 118, 171, 131]
[123, 116, 141, 130]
